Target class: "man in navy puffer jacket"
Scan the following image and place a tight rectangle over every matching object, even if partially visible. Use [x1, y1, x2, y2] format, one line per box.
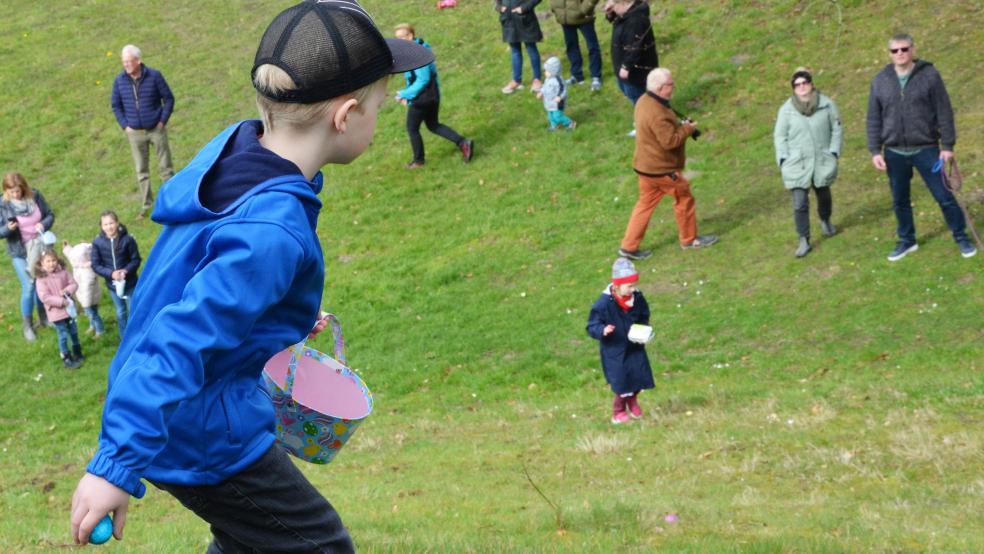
[111, 44, 175, 218]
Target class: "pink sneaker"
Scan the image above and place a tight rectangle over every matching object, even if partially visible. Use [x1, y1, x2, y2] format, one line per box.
[611, 411, 630, 424]
[626, 395, 643, 419]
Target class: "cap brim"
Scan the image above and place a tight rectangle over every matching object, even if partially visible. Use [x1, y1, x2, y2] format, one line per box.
[386, 38, 435, 73]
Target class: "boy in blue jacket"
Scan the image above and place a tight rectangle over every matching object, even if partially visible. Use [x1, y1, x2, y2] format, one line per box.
[70, 2, 434, 551]
[586, 258, 655, 424]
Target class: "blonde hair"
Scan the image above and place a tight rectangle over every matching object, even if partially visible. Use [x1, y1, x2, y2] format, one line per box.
[393, 23, 415, 39]
[254, 65, 386, 132]
[2, 172, 34, 202]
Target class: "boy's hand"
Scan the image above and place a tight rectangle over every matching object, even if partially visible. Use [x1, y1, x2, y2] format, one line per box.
[308, 311, 330, 339]
[603, 324, 615, 336]
[536, 92, 543, 99]
[71, 473, 129, 545]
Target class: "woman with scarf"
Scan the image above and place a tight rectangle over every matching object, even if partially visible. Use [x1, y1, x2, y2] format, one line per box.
[774, 68, 842, 258]
[1, 172, 56, 340]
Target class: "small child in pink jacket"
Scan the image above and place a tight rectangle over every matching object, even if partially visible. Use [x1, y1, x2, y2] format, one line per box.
[35, 249, 84, 369]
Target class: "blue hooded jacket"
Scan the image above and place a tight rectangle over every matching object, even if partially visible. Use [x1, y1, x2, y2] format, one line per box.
[86, 121, 325, 497]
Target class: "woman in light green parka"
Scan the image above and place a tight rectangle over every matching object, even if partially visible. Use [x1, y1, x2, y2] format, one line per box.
[773, 68, 842, 258]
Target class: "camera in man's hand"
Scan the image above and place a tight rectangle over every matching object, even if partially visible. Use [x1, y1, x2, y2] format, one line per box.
[684, 120, 702, 140]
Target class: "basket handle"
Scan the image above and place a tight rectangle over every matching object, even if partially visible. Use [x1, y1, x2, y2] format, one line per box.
[284, 313, 346, 395]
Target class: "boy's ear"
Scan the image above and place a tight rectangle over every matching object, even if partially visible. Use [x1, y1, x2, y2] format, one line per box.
[331, 98, 360, 134]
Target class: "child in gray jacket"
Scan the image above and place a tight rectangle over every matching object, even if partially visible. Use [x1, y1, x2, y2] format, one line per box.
[537, 57, 576, 130]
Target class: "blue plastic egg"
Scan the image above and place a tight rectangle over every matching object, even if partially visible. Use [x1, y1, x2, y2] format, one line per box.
[89, 514, 113, 545]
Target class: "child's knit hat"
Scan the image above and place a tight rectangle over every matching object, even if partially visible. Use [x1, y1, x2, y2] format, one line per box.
[612, 257, 639, 284]
[544, 56, 562, 77]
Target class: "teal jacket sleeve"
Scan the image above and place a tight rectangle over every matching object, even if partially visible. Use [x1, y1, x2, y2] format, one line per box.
[397, 64, 434, 101]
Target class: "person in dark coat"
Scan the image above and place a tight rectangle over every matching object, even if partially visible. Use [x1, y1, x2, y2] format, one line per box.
[586, 258, 655, 424]
[604, 0, 658, 135]
[111, 44, 175, 218]
[496, 0, 545, 94]
[90, 211, 141, 337]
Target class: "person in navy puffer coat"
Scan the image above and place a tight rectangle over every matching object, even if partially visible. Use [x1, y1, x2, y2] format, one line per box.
[90, 211, 141, 337]
[586, 257, 655, 424]
[111, 44, 175, 218]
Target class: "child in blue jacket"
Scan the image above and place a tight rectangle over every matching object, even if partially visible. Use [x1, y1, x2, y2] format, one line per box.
[70, 2, 435, 551]
[586, 258, 655, 424]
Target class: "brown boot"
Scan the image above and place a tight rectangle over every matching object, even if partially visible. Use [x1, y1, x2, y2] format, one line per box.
[22, 316, 36, 341]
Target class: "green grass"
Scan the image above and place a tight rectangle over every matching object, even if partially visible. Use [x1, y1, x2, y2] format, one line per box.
[1, 0, 982, 552]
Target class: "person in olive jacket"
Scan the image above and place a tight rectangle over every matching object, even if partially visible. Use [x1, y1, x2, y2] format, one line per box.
[496, 0, 544, 94]
[604, 0, 657, 111]
[90, 211, 141, 336]
[586, 258, 655, 425]
[773, 68, 842, 258]
[549, 0, 603, 90]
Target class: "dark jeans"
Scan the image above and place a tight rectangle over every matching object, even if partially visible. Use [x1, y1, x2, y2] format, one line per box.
[406, 101, 464, 163]
[52, 317, 80, 355]
[617, 78, 645, 105]
[509, 42, 542, 83]
[791, 186, 832, 239]
[561, 22, 601, 81]
[885, 147, 967, 245]
[151, 444, 354, 554]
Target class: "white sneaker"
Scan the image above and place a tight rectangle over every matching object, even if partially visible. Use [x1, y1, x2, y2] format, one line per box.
[627, 129, 636, 138]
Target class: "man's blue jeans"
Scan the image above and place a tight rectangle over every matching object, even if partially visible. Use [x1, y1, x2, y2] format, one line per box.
[561, 22, 602, 81]
[10, 257, 35, 317]
[617, 78, 645, 105]
[510, 42, 542, 83]
[885, 147, 967, 245]
[108, 285, 133, 336]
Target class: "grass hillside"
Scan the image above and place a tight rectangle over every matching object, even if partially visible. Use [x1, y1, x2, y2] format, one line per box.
[1, 0, 982, 552]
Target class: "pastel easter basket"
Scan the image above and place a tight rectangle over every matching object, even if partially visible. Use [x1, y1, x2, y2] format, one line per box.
[262, 314, 373, 464]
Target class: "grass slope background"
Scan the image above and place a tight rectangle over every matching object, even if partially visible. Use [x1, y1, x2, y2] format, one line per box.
[1, 0, 982, 552]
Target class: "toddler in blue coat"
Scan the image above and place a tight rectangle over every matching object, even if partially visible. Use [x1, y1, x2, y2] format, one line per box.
[586, 258, 655, 424]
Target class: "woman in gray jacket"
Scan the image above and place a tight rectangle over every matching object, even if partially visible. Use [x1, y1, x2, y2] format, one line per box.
[774, 69, 842, 258]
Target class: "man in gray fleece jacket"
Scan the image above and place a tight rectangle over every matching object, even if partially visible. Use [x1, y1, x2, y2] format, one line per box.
[866, 33, 975, 261]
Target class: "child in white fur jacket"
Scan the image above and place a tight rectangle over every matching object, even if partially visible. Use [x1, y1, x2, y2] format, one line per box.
[62, 240, 105, 336]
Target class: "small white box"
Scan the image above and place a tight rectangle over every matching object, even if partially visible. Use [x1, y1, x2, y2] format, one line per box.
[628, 324, 654, 344]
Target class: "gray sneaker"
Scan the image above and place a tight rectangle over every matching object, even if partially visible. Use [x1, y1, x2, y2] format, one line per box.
[564, 76, 584, 85]
[590, 77, 602, 91]
[681, 235, 719, 250]
[820, 219, 836, 237]
[618, 248, 652, 260]
[958, 240, 977, 258]
[887, 242, 918, 261]
[795, 237, 811, 258]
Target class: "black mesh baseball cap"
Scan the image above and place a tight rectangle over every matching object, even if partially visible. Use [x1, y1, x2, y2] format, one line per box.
[252, 0, 434, 103]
